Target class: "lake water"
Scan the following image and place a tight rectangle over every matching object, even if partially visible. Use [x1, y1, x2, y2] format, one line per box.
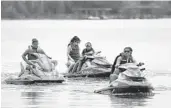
[1, 71, 171, 108]
[1, 20, 171, 108]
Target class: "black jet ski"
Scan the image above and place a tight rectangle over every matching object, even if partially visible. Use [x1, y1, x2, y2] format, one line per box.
[64, 53, 112, 78]
[94, 63, 154, 96]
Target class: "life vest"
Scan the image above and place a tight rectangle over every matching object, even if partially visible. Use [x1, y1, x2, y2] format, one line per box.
[120, 56, 134, 64]
[68, 44, 80, 62]
[111, 54, 134, 73]
[82, 48, 94, 56]
[27, 45, 42, 60]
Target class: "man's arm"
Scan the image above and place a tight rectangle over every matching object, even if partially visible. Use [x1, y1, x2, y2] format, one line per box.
[22, 49, 34, 65]
[84, 49, 95, 56]
[85, 51, 94, 55]
[41, 49, 52, 59]
[131, 56, 144, 66]
[132, 57, 137, 64]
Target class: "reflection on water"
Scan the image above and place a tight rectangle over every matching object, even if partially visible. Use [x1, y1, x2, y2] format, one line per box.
[109, 95, 148, 108]
[21, 91, 44, 106]
[1, 71, 171, 108]
[0, 78, 164, 108]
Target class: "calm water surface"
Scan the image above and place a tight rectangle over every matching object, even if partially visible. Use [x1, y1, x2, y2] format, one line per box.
[1, 20, 171, 108]
[1, 68, 171, 108]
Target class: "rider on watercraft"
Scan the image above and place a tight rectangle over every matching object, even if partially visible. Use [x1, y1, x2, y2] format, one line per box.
[67, 36, 82, 73]
[71, 42, 95, 73]
[110, 47, 143, 82]
[82, 42, 95, 67]
[18, 38, 53, 77]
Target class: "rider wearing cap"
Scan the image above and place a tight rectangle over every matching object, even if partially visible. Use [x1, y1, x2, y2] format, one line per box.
[70, 42, 95, 73]
[82, 42, 95, 57]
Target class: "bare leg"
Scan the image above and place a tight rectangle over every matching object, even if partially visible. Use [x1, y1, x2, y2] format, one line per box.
[30, 60, 44, 69]
[77, 59, 85, 72]
[71, 61, 80, 73]
[86, 60, 91, 67]
[67, 61, 75, 73]
[30, 67, 44, 79]
[109, 74, 118, 83]
[109, 68, 120, 83]
[18, 62, 25, 77]
[68, 64, 74, 73]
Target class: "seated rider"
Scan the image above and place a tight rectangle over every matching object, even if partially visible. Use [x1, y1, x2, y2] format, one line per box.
[81, 42, 95, 67]
[71, 42, 95, 73]
[109, 47, 143, 83]
[29, 52, 58, 72]
[67, 36, 81, 73]
[18, 38, 52, 78]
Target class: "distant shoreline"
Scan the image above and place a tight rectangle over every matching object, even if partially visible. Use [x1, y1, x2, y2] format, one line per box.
[2, 18, 171, 21]
[2, 16, 171, 20]
[2, 1, 171, 20]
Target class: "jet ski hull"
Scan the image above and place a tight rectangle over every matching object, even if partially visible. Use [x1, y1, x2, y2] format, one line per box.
[94, 86, 154, 97]
[5, 79, 65, 85]
[95, 63, 154, 96]
[65, 56, 112, 78]
[4, 72, 66, 85]
[95, 79, 153, 96]
[64, 67, 111, 78]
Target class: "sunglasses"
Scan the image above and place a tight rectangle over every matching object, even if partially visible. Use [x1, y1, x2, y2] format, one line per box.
[124, 50, 130, 53]
[86, 45, 91, 47]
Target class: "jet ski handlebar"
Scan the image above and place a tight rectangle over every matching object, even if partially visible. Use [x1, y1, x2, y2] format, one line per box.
[118, 63, 146, 72]
[118, 63, 144, 69]
[140, 68, 146, 71]
[137, 62, 145, 66]
[95, 51, 101, 55]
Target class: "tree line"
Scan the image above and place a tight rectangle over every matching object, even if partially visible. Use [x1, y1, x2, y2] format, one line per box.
[1, 1, 171, 19]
